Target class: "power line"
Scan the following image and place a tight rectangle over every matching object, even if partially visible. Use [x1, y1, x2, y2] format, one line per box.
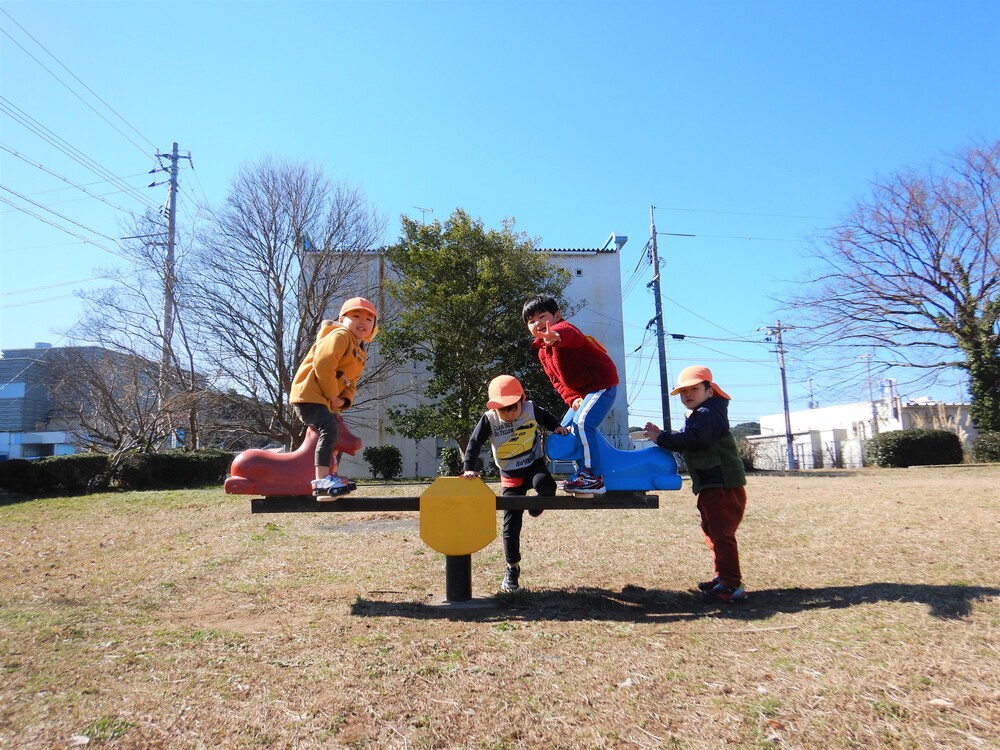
[0, 183, 120, 242]
[1, 276, 103, 296]
[653, 204, 837, 222]
[0, 195, 127, 259]
[0, 8, 158, 156]
[0, 97, 160, 212]
[0, 144, 143, 217]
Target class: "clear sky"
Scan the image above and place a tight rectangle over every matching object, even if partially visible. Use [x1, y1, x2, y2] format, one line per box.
[2, 0, 998, 430]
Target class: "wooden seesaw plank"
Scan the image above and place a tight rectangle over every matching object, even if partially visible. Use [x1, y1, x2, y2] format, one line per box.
[250, 491, 659, 514]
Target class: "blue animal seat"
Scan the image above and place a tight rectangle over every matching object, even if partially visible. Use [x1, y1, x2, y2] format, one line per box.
[546, 422, 683, 492]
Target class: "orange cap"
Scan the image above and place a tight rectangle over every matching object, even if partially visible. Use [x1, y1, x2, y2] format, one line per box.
[338, 296, 379, 342]
[669, 365, 731, 400]
[339, 297, 378, 320]
[486, 375, 524, 410]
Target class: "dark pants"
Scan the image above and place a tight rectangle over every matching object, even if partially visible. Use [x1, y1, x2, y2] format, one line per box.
[696, 486, 747, 587]
[292, 402, 339, 470]
[501, 460, 556, 565]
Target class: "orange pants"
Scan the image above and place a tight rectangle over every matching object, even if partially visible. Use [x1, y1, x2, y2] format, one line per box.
[696, 486, 747, 587]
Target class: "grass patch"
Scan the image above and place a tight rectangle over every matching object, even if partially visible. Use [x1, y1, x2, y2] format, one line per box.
[0, 468, 997, 747]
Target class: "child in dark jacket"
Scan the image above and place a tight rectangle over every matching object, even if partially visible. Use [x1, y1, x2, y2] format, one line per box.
[463, 375, 568, 593]
[644, 365, 749, 603]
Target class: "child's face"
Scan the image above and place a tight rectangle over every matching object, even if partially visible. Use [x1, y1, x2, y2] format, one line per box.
[341, 310, 376, 341]
[676, 382, 714, 411]
[525, 310, 561, 340]
[495, 397, 524, 423]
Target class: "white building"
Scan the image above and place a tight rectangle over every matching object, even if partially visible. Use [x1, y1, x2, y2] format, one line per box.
[749, 385, 977, 470]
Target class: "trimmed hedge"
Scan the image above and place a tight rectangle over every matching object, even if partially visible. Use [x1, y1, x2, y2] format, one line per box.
[0, 459, 45, 496]
[864, 429, 964, 468]
[0, 449, 233, 497]
[970, 431, 1000, 463]
[115, 449, 233, 490]
[38, 453, 112, 495]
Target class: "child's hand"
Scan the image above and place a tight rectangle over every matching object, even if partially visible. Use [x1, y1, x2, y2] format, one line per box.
[643, 422, 663, 440]
[538, 320, 559, 345]
[462, 471, 480, 479]
[331, 396, 346, 408]
[571, 397, 583, 411]
[553, 426, 569, 435]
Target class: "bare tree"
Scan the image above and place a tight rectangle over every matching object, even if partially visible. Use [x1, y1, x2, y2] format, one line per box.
[787, 141, 1000, 431]
[187, 158, 387, 446]
[46, 347, 162, 454]
[75, 210, 204, 449]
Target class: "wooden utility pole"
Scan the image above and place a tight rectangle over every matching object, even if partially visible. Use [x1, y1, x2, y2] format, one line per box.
[648, 205, 671, 429]
[766, 321, 797, 470]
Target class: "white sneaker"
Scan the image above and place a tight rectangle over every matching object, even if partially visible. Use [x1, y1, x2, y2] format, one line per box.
[311, 474, 356, 497]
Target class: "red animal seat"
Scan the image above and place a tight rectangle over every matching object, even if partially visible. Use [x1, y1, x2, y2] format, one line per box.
[224, 416, 362, 496]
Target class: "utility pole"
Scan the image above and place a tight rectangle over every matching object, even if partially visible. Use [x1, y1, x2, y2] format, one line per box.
[151, 143, 192, 438]
[648, 205, 671, 429]
[764, 321, 797, 470]
[860, 352, 879, 436]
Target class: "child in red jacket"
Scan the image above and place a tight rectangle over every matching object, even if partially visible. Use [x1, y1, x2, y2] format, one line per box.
[522, 294, 619, 495]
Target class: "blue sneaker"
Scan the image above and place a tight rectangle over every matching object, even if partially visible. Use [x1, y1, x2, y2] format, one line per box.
[311, 474, 356, 498]
[697, 577, 721, 592]
[561, 469, 606, 495]
[702, 582, 748, 603]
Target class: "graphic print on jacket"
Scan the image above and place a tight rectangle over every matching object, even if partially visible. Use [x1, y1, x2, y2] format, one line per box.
[485, 402, 544, 472]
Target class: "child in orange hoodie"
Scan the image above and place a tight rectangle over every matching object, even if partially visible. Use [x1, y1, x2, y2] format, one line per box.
[290, 297, 377, 497]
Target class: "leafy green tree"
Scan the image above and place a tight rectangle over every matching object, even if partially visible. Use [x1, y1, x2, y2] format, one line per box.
[379, 209, 571, 453]
[788, 141, 1000, 431]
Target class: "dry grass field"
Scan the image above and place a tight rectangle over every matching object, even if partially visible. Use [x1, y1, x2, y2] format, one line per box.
[1, 467, 998, 749]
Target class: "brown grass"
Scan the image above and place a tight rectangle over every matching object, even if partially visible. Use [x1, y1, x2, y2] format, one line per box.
[1, 467, 998, 749]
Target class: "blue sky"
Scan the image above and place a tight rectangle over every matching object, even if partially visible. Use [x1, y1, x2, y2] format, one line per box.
[2, 0, 998, 430]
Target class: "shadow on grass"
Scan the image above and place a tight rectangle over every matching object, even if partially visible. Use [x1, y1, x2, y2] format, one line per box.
[351, 582, 999, 623]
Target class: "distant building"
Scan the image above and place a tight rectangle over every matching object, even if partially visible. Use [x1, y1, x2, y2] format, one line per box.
[0, 344, 93, 459]
[748, 384, 977, 469]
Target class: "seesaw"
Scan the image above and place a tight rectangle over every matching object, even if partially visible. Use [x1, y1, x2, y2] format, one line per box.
[225, 420, 681, 604]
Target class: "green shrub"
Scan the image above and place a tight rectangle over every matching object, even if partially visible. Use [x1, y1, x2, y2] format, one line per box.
[37, 453, 111, 495]
[0, 449, 232, 497]
[864, 429, 964, 468]
[437, 447, 463, 477]
[0, 459, 45, 496]
[363, 445, 403, 479]
[736, 437, 756, 472]
[970, 431, 1000, 463]
[115, 449, 233, 490]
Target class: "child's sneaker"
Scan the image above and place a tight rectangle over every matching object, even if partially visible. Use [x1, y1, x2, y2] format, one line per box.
[697, 577, 721, 592]
[561, 469, 606, 495]
[312, 474, 356, 498]
[702, 582, 748, 603]
[500, 564, 520, 593]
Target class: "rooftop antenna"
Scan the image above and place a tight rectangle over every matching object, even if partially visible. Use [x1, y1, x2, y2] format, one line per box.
[413, 206, 434, 224]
